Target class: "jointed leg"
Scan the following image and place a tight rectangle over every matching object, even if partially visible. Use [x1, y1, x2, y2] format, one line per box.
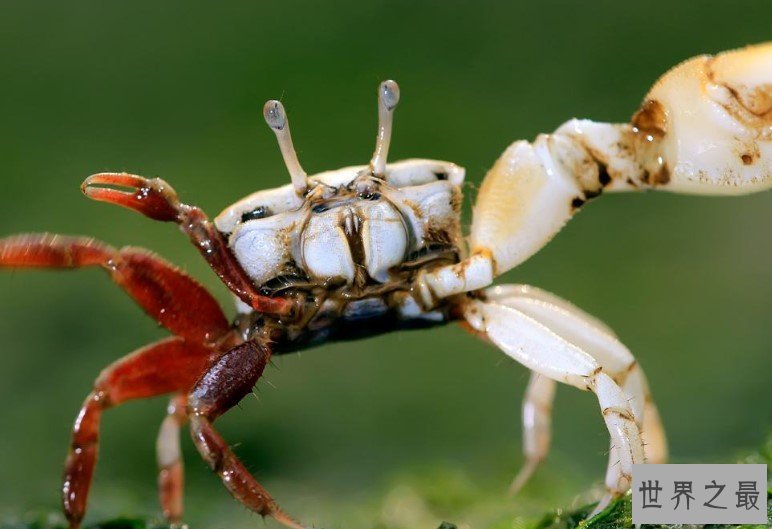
[0, 234, 230, 345]
[157, 395, 188, 524]
[463, 294, 645, 515]
[589, 372, 643, 515]
[595, 363, 666, 514]
[510, 365, 666, 496]
[81, 173, 293, 316]
[63, 337, 216, 529]
[619, 363, 667, 464]
[642, 403, 667, 464]
[509, 372, 555, 495]
[483, 285, 667, 485]
[186, 340, 305, 529]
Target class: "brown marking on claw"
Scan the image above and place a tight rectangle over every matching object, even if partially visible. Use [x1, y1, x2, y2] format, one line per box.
[595, 161, 612, 188]
[707, 53, 772, 123]
[571, 197, 585, 211]
[739, 146, 760, 165]
[650, 163, 671, 185]
[641, 161, 671, 186]
[632, 99, 667, 138]
[732, 83, 772, 117]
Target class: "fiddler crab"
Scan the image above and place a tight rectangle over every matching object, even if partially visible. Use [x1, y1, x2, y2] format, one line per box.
[1, 43, 770, 529]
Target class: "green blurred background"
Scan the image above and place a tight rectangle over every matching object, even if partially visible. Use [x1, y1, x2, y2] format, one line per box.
[0, 2, 770, 528]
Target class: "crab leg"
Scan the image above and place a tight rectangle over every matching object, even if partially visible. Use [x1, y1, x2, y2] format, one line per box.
[156, 394, 188, 524]
[64, 337, 217, 529]
[462, 295, 646, 516]
[478, 285, 666, 499]
[509, 372, 555, 495]
[0, 234, 230, 345]
[81, 173, 294, 316]
[186, 340, 306, 529]
[621, 362, 668, 466]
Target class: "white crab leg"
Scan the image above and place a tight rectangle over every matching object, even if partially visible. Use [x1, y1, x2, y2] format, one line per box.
[512, 369, 667, 499]
[156, 395, 188, 522]
[483, 285, 667, 495]
[489, 285, 668, 452]
[415, 43, 772, 304]
[622, 362, 668, 466]
[464, 297, 645, 510]
[509, 372, 555, 495]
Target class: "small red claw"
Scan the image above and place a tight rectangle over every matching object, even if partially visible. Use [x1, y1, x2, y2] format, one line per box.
[82, 173, 181, 222]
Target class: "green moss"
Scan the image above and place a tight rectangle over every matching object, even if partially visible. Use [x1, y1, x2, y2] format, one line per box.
[4, 437, 769, 529]
[532, 491, 771, 529]
[531, 435, 771, 529]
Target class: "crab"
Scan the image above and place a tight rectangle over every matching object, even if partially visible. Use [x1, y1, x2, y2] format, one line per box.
[1, 42, 770, 529]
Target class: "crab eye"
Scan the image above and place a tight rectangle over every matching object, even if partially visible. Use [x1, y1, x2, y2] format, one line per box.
[358, 191, 381, 201]
[240, 206, 272, 222]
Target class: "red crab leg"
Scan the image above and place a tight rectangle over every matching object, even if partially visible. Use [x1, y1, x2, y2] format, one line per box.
[81, 173, 294, 317]
[0, 234, 230, 345]
[64, 337, 218, 529]
[187, 341, 306, 529]
[157, 394, 188, 523]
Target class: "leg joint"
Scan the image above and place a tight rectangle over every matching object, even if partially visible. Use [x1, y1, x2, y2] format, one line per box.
[602, 406, 636, 422]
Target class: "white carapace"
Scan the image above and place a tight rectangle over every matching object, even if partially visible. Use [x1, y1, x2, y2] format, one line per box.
[215, 158, 464, 295]
[213, 44, 771, 516]
[215, 81, 467, 324]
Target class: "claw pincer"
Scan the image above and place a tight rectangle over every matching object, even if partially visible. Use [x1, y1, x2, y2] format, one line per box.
[82, 173, 181, 221]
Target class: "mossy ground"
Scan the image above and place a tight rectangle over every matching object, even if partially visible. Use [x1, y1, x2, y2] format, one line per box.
[3, 491, 770, 529]
[4, 437, 769, 529]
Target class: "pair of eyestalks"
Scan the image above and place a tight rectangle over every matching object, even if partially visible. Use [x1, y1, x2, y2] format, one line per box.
[262, 80, 401, 195]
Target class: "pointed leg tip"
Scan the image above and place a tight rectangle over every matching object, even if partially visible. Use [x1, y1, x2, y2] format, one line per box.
[507, 458, 540, 497]
[587, 491, 619, 520]
[271, 508, 311, 529]
[66, 515, 82, 529]
[507, 479, 525, 497]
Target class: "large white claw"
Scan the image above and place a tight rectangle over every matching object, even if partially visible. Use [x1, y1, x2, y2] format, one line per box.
[635, 42, 772, 195]
[458, 43, 772, 287]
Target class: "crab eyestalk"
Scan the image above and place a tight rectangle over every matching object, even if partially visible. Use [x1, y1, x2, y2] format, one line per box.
[263, 100, 308, 195]
[370, 79, 400, 176]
